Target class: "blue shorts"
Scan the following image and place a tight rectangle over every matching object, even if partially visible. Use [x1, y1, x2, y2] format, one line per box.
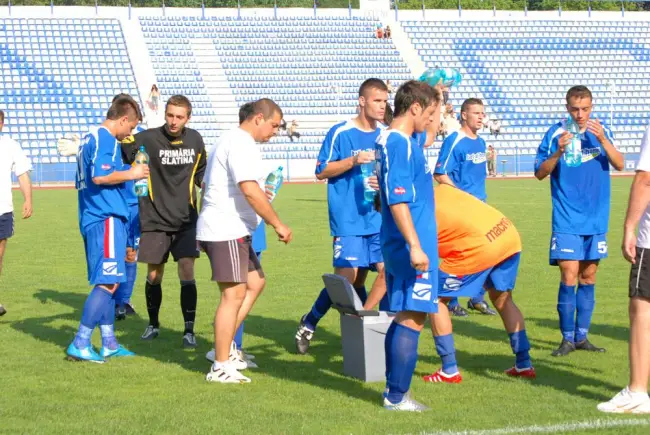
[0, 212, 14, 240]
[83, 217, 127, 286]
[549, 233, 608, 265]
[126, 204, 140, 250]
[439, 253, 520, 299]
[386, 269, 438, 314]
[332, 234, 383, 270]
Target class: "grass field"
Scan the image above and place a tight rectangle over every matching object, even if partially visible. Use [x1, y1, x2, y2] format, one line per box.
[1, 177, 649, 434]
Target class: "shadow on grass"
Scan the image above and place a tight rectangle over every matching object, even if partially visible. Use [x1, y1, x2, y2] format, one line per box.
[12, 290, 383, 405]
[528, 316, 629, 343]
[11, 289, 210, 374]
[240, 313, 383, 405]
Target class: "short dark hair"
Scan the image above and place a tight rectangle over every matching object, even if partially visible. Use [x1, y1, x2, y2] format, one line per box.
[111, 93, 143, 121]
[393, 80, 441, 118]
[0, 110, 4, 123]
[359, 78, 388, 97]
[239, 98, 283, 123]
[461, 98, 483, 114]
[166, 95, 192, 117]
[566, 85, 592, 103]
[106, 95, 140, 121]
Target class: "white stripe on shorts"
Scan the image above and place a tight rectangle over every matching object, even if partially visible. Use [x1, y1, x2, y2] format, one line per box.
[108, 217, 115, 258]
[637, 248, 645, 290]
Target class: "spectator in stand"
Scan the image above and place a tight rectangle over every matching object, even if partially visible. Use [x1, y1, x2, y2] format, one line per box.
[287, 120, 301, 142]
[384, 26, 392, 39]
[491, 119, 501, 138]
[148, 84, 160, 115]
[487, 144, 497, 176]
[376, 25, 384, 39]
[483, 112, 491, 131]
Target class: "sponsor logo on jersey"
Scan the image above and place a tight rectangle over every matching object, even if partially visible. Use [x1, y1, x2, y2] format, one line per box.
[394, 187, 406, 195]
[485, 217, 512, 242]
[580, 147, 602, 163]
[466, 152, 487, 164]
[159, 148, 196, 165]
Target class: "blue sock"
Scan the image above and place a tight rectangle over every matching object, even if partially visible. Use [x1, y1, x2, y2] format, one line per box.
[575, 284, 595, 343]
[557, 282, 576, 342]
[234, 322, 244, 350]
[434, 334, 458, 374]
[304, 288, 331, 330]
[470, 287, 486, 305]
[385, 323, 420, 405]
[100, 293, 118, 350]
[73, 325, 93, 349]
[509, 330, 531, 369]
[73, 286, 112, 349]
[116, 261, 137, 306]
[354, 286, 367, 305]
[447, 297, 459, 310]
[100, 325, 119, 350]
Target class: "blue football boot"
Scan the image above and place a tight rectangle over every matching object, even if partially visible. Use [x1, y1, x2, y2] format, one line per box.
[66, 343, 105, 364]
[101, 345, 136, 359]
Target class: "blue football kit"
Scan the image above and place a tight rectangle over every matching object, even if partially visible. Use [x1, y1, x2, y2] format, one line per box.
[376, 129, 438, 314]
[434, 131, 487, 202]
[315, 120, 384, 269]
[535, 119, 614, 265]
[76, 126, 129, 286]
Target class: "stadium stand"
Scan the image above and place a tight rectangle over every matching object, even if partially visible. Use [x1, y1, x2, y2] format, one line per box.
[401, 19, 650, 172]
[2, 11, 648, 182]
[140, 15, 411, 163]
[0, 18, 140, 181]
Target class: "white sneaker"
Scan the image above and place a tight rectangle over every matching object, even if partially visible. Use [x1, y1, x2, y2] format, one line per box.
[206, 361, 251, 384]
[205, 346, 258, 369]
[597, 387, 650, 414]
[383, 393, 430, 412]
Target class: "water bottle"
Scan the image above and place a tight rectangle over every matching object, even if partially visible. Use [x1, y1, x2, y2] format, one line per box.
[564, 118, 582, 168]
[265, 166, 284, 202]
[360, 161, 376, 204]
[134, 145, 149, 197]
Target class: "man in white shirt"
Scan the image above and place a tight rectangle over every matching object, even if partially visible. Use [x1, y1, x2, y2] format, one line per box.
[598, 125, 650, 414]
[0, 110, 33, 316]
[197, 99, 292, 384]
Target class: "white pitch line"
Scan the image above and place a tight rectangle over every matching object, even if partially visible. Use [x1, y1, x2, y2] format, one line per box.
[421, 417, 650, 435]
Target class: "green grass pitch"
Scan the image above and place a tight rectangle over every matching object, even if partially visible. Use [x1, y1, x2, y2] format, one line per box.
[0, 177, 648, 434]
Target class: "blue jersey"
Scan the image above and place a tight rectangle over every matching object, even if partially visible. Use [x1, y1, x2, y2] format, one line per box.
[76, 126, 130, 233]
[434, 131, 487, 201]
[376, 130, 438, 279]
[535, 119, 615, 235]
[122, 125, 147, 206]
[316, 120, 382, 237]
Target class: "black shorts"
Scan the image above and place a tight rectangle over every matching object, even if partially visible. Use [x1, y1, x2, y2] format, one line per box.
[200, 236, 264, 283]
[138, 226, 200, 265]
[629, 247, 650, 299]
[0, 212, 14, 240]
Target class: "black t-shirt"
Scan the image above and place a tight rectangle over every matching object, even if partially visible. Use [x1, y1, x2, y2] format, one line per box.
[122, 126, 207, 233]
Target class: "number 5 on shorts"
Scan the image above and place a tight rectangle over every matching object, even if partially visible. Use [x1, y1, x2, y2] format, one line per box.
[598, 241, 608, 255]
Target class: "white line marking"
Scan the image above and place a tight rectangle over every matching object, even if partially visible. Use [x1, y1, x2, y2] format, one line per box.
[421, 417, 650, 435]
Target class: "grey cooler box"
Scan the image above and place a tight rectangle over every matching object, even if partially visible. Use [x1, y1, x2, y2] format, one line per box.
[322, 273, 395, 382]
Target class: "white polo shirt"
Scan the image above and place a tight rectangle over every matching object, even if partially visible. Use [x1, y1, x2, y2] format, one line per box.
[636, 125, 650, 249]
[197, 127, 266, 242]
[0, 135, 32, 215]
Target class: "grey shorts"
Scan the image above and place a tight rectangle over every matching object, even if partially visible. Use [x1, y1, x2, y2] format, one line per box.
[138, 227, 200, 265]
[200, 236, 264, 283]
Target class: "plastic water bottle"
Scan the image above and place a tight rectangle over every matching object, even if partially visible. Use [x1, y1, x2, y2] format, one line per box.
[564, 118, 582, 168]
[265, 166, 284, 202]
[134, 145, 149, 197]
[360, 161, 376, 204]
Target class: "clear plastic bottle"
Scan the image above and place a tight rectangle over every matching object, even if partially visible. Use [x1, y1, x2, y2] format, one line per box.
[134, 145, 149, 197]
[265, 166, 284, 202]
[564, 118, 582, 168]
[360, 161, 376, 204]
